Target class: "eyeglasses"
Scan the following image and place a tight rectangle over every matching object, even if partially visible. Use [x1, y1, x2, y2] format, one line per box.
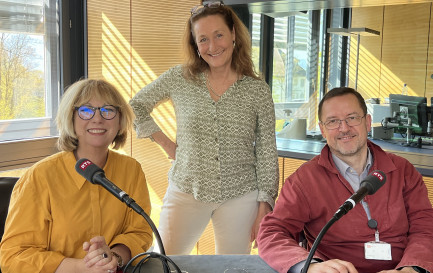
[321, 115, 366, 130]
[191, 1, 224, 16]
[75, 105, 118, 120]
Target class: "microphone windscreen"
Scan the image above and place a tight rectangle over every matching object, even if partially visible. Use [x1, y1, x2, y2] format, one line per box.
[361, 170, 386, 195]
[75, 158, 103, 184]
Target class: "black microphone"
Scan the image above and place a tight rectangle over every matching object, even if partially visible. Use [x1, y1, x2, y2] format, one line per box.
[75, 158, 143, 213]
[334, 170, 386, 220]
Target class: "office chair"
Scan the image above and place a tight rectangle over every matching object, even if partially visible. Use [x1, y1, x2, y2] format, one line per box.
[0, 177, 19, 240]
[0, 177, 18, 273]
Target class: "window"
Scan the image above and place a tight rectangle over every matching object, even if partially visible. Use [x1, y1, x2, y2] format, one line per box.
[0, 0, 60, 142]
[251, 13, 261, 74]
[271, 11, 326, 136]
[0, 0, 63, 172]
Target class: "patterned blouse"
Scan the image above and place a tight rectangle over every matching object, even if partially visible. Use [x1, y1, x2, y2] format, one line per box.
[130, 65, 279, 206]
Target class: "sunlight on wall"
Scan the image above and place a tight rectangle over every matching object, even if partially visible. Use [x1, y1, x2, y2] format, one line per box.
[349, 39, 414, 99]
[101, 13, 177, 142]
[100, 12, 177, 150]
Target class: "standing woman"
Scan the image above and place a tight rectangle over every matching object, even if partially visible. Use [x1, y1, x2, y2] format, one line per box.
[0, 79, 153, 272]
[130, 1, 278, 255]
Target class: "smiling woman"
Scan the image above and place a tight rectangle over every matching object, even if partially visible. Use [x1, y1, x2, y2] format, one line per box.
[56, 79, 133, 155]
[129, 0, 279, 256]
[0, 78, 153, 273]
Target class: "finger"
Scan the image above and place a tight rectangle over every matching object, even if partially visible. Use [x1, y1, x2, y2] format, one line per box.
[90, 235, 106, 245]
[83, 241, 90, 251]
[83, 243, 100, 262]
[251, 222, 260, 242]
[94, 254, 118, 271]
[95, 252, 112, 266]
[85, 249, 109, 268]
[308, 260, 353, 273]
[326, 259, 358, 273]
[87, 243, 101, 254]
[96, 252, 116, 267]
[83, 244, 102, 262]
[337, 260, 358, 273]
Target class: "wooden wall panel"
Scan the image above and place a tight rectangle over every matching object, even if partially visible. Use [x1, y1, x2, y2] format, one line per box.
[425, 176, 433, 205]
[351, 3, 432, 99]
[350, 6, 384, 100]
[87, 0, 131, 90]
[280, 157, 307, 190]
[380, 3, 431, 97]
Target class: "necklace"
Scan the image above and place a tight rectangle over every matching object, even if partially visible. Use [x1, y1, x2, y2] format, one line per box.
[206, 74, 222, 98]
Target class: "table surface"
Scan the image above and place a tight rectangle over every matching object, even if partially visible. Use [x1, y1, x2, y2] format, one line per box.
[124, 254, 278, 273]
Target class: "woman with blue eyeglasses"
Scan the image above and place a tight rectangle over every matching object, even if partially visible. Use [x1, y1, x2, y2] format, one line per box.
[130, 1, 279, 255]
[0, 79, 153, 273]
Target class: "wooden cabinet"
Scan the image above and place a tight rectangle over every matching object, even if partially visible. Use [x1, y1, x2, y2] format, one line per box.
[351, 3, 433, 101]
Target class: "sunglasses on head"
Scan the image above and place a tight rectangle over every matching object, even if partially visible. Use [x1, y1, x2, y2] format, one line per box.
[190, 1, 224, 16]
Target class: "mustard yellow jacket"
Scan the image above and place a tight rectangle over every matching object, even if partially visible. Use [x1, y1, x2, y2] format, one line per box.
[0, 150, 152, 272]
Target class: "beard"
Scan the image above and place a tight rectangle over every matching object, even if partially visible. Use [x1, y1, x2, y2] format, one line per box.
[329, 133, 367, 158]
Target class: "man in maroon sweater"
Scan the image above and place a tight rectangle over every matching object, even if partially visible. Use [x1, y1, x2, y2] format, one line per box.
[257, 87, 433, 273]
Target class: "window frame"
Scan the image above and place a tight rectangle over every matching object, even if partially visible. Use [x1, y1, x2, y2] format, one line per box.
[0, 0, 87, 172]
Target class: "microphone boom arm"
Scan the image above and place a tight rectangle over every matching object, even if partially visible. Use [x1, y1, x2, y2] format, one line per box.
[301, 216, 338, 273]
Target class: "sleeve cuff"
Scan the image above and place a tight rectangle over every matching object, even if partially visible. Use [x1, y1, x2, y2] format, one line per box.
[134, 120, 161, 139]
[257, 191, 275, 209]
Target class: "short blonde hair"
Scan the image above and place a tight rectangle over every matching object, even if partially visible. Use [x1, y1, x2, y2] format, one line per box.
[56, 79, 134, 151]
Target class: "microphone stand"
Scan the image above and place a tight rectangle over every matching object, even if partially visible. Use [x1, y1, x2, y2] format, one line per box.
[125, 199, 165, 254]
[301, 217, 338, 273]
[119, 196, 182, 273]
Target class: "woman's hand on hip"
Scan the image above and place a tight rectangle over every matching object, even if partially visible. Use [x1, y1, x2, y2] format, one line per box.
[251, 202, 272, 248]
[151, 131, 177, 160]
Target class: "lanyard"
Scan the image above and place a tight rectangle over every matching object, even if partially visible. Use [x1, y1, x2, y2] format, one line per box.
[361, 200, 380, 242]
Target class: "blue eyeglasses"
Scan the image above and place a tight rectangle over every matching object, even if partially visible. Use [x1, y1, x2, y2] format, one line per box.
[75, 105, 119, 120]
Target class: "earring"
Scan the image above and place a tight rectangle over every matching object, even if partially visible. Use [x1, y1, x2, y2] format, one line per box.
[233, 40, 236, 48]
[197, 50, 201, 58]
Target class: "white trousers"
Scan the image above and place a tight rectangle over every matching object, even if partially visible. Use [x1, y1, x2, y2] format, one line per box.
[157, 183, 259, 255]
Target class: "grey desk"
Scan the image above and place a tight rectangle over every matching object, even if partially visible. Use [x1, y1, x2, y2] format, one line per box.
[125, 255, 278, 273]
[277, 137, 433, 177]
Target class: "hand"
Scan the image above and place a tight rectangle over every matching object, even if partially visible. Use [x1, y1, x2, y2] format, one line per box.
[378, 267, 419, 273]
[163, 139, 177, 160]
[307, 259, 358, 273]
[83, 236, 118, 273]
[250, 202, 272, 248]
[151, 131, 177, 160]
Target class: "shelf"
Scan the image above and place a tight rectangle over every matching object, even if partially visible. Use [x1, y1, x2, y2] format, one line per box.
[327, 27, 380, 36]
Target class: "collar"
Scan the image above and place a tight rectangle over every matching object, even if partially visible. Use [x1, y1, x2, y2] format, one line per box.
[318, 140, 396, 175]
[64, 150, 113, 190]
[332, 148, 373, 177]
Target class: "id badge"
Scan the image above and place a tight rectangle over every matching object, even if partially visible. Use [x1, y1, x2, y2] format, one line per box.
[364, 241, 392, 260]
